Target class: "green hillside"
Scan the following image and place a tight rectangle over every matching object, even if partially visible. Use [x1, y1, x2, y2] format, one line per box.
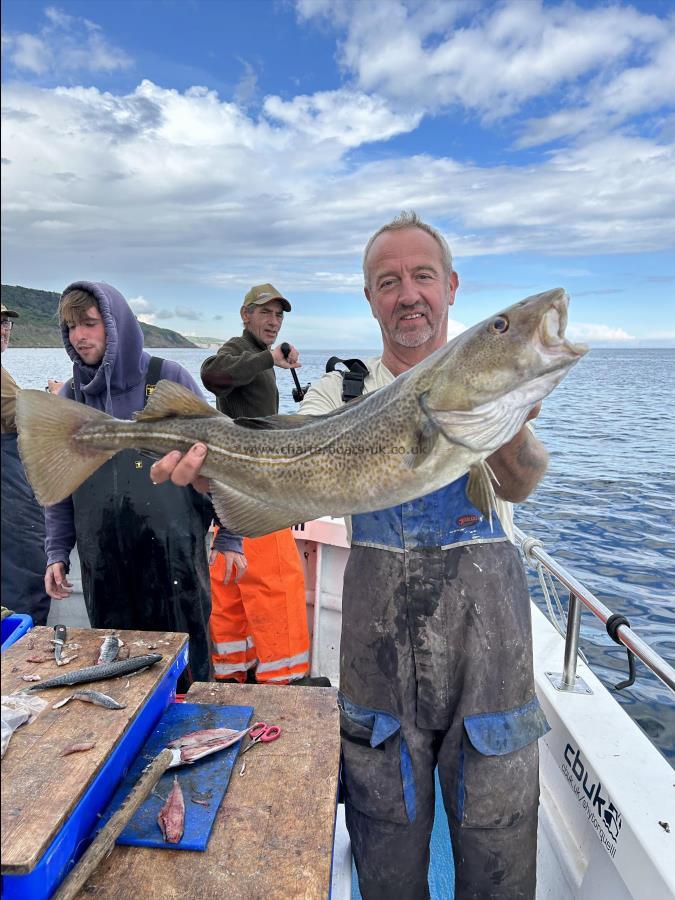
[1, 284, 198, 348]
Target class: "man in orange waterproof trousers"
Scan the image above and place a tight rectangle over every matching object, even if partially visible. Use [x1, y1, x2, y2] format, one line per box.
[201, 284, 311, 684]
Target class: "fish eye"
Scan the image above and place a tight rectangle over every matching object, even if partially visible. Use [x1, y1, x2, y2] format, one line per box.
[489, 315, 509, 334]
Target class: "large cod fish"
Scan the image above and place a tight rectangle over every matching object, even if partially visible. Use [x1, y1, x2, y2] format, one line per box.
[17, 289, 586, 537]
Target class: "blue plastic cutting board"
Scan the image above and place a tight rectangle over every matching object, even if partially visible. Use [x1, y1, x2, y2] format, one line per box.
[100, 702, 254, 851]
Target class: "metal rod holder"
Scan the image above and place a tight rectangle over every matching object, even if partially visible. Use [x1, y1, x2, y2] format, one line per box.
[546, 590, 592, 694]
[562, 592, 582, 688]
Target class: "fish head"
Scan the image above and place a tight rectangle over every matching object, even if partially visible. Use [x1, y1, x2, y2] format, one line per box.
[424, 288, 588, 414]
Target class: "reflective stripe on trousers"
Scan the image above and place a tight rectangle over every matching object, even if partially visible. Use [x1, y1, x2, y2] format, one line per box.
[209, 528, 310, 684]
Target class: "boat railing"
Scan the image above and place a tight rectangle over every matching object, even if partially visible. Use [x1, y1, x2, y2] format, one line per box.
[514, 526, 675, 696]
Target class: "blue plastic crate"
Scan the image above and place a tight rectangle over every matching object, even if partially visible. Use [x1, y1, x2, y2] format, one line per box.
[1, 642, 189, 900]
[1, 614, 33, 652]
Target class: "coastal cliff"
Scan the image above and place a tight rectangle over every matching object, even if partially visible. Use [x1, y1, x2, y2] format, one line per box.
[1, 284, 198, 348]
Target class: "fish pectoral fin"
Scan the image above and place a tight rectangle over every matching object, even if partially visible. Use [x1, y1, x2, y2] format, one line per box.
[16, 390, 116, 506]
[210, 480, 305, 537]
[135, 381, 225, 421]
[419, 394, 526, 454]
[402, 420, 440, 469]
[466, 462, 499, 528]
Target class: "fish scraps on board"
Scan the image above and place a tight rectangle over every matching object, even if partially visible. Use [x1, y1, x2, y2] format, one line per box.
[53, 689, 127, 710]
[16, 289, 587, 536]
[97, 635, 122, 665]
[157, 776, 185, 844]
[60, 740, 97, 757]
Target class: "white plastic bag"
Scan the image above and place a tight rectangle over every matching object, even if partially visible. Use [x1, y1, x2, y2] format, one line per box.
[1, 694, 48, 757]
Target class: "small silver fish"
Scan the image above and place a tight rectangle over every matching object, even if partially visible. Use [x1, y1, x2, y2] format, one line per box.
[72, 689, 127, 710]
[97, 635, 122, 665]
[25, 654, 162, 690]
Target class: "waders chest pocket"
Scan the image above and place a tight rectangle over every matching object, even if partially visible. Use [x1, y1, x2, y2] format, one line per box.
[338, 692, 416, 824]
[455, 696, 550, 828]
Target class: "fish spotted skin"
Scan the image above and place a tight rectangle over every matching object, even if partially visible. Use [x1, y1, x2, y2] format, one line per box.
[16, 290, 587, 537]
[25, 654, 162, 690]
[157, 776, 185, 843]
[72, 689, 127, 709]
[97, 635, 121, 665]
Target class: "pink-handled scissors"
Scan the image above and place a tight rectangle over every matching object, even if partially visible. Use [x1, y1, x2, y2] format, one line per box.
[241, 721, 282, 754]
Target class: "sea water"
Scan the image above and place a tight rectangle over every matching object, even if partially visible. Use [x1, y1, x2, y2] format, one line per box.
[4, 345, 674, 763]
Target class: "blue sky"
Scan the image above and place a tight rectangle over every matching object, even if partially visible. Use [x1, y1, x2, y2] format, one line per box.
[2, 0, 673, 347]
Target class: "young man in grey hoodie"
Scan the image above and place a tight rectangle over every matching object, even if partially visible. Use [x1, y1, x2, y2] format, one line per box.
[44, 281, 228, 686]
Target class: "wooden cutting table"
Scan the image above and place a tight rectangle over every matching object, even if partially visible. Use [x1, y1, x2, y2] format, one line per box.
[1, 626, 188, 882]
[2, 633, 341, 899]
[68, 681, 341, 899]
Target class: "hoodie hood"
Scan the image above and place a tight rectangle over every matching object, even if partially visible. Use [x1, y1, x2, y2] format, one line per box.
[61, 281, 147, 414]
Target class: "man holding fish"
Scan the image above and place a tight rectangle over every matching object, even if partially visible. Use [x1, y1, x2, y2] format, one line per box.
[147, 212, 576, 900]
[17, 213, 586, 899]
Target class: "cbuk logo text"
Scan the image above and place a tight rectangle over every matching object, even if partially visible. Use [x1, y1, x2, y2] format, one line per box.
[562, 743, 622, 852]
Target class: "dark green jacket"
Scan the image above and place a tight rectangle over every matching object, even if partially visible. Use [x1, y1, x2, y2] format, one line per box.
[201, 329, 278, 417]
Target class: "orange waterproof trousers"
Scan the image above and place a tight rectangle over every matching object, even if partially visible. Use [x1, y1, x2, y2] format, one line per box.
[209, 528, 310, 684]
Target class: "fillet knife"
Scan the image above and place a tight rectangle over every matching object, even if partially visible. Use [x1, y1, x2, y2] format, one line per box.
[53, 624, 67, 663]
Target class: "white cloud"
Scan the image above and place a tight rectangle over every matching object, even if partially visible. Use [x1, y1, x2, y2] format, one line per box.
[207, 271, 363, 293]
[175, 306, 202, 320]
[10, 34, 52, 75]
[297, 0, 669, 124]
[519, 31, 675, 147]
[233, 59, 259, 107]
[264, 88, 421, 148]
[1, 77, 673, 299]
[3, 6, 132, 77]
[128, 295, 157, 324]
[567, 322, 635, 342]
[128, 296, 155, 313]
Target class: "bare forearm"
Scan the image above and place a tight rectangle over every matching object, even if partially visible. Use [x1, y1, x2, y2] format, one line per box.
[488, 427, 548, 503]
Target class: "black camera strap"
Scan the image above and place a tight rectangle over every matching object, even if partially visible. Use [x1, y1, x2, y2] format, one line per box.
[325, 357, 369, 402]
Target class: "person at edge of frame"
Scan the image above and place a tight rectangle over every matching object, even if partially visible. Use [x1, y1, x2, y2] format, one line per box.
[42, 281, 218, 691]
[1, 302, 52, 625]
[200, 283, 325, 687]
[145, 212, 551, 899]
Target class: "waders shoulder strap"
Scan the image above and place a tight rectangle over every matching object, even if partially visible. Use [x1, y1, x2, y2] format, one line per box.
[325, 357, 369, 402]
[65, 356, 164, 406]
[144, 356, 164, 404]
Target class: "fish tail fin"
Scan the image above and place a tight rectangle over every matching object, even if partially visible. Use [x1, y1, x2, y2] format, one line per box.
[16, 390, 116, 505]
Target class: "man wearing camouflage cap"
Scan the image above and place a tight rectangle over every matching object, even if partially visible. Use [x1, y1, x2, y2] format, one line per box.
[200, 284, 315, 685]
[1, 302, 51, 624]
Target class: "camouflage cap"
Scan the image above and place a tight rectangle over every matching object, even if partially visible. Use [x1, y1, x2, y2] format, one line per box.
[243, 283, 291, 312]
[1, 303, 19, 318]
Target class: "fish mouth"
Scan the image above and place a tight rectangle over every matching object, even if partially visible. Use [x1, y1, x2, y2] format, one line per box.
[539, 292, 588, 359]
